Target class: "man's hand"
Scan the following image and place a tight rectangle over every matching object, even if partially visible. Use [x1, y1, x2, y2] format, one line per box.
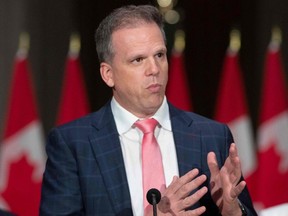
[155, 169, 208, 216]
[207, 143, 245, 216]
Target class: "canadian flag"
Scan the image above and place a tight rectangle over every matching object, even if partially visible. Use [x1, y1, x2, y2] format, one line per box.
[56, 35, 90, 125]
[214, 45, 255, 178]
[0, 49, 46, 215]
[166, 50, 192, 111]
[246, 34, 288, 209]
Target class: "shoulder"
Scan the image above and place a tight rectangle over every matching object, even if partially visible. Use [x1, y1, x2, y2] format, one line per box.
[168, 103, 234, 164]
[168, 103, 233, 143]
[168, 103, 228, 130]
[48, 101, 113, 138]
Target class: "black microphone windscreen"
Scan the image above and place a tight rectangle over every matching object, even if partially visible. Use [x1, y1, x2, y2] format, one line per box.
[146, 188, 161, 205]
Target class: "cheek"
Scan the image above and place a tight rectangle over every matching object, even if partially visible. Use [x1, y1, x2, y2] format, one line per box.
[161, 65, 169, 82]
[112, 67, 145, 93]
[161, 60, 168, 72]
[116, 75, 141, 93]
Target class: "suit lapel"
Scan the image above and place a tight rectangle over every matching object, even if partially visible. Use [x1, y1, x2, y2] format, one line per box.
[89, 103, 132, 214]
[169, 104, 203, 176]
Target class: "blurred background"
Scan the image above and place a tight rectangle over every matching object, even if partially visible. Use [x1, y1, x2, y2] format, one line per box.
[0, 0, 288, 215]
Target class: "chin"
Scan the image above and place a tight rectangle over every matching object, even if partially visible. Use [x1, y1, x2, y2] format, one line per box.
[146, 99, 163, 111]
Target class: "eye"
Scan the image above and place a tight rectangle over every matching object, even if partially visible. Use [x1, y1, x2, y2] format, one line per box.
[132, 57, 143, 63]
[156, 52, 166, 59]
[156, 53, 162, 58]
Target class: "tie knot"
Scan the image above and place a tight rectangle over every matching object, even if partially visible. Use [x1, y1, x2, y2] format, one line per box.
[134, 118, 158, 134]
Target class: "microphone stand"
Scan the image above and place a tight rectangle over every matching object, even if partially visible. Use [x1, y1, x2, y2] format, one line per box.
[152, 193, 157, 216]
[146, 188, 161, 216]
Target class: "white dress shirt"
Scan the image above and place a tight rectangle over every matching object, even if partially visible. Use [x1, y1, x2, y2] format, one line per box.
[111, 97, 179, 216]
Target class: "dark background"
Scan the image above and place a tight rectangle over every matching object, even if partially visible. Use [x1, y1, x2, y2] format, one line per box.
[0, 0, 287, 138]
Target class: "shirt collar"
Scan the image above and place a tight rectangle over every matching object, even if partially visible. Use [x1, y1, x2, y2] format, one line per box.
[153, 97, 171, 131]
[111, 96, 171, 134]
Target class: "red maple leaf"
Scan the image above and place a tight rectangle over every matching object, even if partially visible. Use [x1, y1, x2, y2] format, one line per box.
[246, 143, 288, 208]
[1, 155, 42, 216]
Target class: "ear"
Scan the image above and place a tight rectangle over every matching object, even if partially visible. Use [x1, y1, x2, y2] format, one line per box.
[100, 62, 114, 87]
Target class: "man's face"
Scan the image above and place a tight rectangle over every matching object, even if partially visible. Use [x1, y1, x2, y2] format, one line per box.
[101, 22, 168, 118]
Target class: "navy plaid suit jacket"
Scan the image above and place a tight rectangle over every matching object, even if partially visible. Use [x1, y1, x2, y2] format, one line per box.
[40, 101, 256, 215]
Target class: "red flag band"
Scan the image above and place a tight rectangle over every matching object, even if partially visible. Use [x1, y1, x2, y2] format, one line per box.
[0, 53, 46, 216]
[56, 53, 90, 125]
[215, 47, 255, 178]
[166, 51, 192, 111]
[246, 41, 288, 210]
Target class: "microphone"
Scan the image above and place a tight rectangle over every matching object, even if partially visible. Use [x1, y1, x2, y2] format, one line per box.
[146, 188, 161, 216]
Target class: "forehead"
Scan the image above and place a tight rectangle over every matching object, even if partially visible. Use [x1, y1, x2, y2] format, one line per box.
[111, 23, 165, 49]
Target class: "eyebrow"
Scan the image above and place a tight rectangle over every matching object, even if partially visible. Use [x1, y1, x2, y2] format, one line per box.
[156, 47, 167, 53]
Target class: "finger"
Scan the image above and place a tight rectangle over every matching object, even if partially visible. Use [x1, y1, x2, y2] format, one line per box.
[171, 175, 179, 184]
[230, 181, 246, 199]
[168, 169, 200, 194]
[181, 186, 208, 210]
[221, 144, 240, 174]
[165, 175, 179, 194]
[227, 143, 242, 179]
[221, 164, 241, 185]
[228, 144, 241, 168]
[176, 174, 207, 200]
[186, 205, 206, 216]
[229, 143, 238, 158]
[207, 152, 219, 178]
[158, 184, 208, 213]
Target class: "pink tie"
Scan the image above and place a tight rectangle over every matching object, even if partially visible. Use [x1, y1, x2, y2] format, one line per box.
[134, 118, 165, 213]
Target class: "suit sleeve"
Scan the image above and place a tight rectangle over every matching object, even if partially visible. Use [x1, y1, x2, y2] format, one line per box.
[40, 128, 84, 215]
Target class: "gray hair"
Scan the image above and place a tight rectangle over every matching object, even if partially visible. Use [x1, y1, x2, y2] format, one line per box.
[95, 5, 166, 63]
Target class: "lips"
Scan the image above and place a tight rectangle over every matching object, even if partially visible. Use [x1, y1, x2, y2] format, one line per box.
[147, 83, 161, 93]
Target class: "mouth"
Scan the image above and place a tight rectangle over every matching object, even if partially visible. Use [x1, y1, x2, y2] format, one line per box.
[147, 83, 162, 93]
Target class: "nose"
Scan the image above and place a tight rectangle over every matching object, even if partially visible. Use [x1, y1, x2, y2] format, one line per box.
[146, 58, 160, 76]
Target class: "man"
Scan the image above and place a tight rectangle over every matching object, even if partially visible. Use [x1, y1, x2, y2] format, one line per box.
[40, 4, 257, 216]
